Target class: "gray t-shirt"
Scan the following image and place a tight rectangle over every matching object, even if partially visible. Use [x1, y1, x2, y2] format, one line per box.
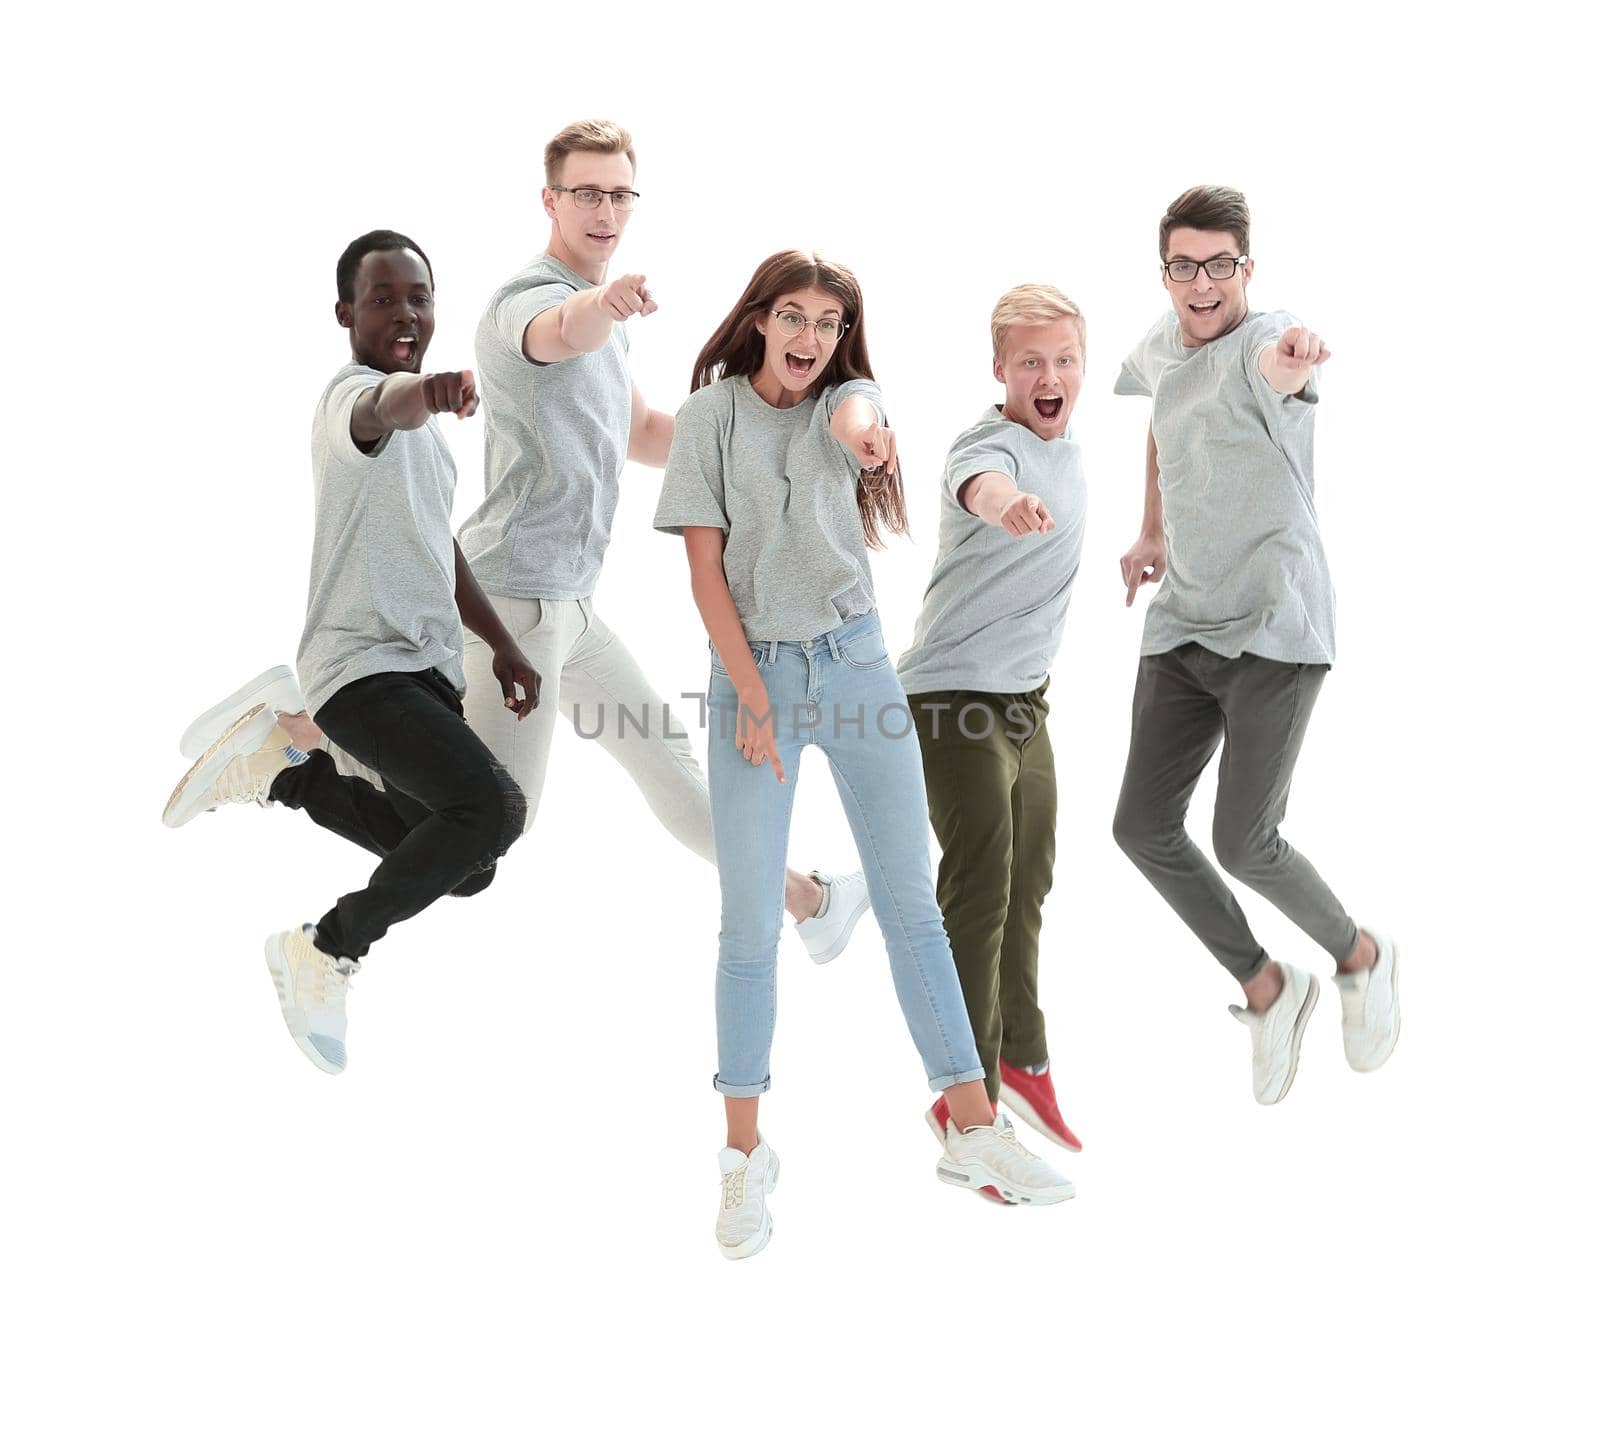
[297, 363, 465, 718]
[654, 375, 885, 640]
[457, 253, 632, 600]
[1114, 309, 1335, 664]
[897, 407, 1088, 695]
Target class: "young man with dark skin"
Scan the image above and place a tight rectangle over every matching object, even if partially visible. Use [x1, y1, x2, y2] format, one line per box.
[1112, 186, 1400, 1104]
[163, 231, 538, 1074]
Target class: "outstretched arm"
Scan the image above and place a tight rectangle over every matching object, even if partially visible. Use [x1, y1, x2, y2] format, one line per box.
[350, 370, 478, 448]
[522, 275, 659, 363]
[829, 396, 899, 476]
[1258, 325, 1331, 396]
[958, 470, 1055, 537]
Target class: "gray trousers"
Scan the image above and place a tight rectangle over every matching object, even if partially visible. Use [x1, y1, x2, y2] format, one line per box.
[1111, 643, 1358, 982]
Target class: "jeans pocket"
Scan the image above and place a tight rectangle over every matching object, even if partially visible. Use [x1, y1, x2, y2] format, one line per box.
[837, 629, 889, 670]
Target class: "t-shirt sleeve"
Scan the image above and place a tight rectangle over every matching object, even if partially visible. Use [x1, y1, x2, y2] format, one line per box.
[492, 278, 577, 361]
[1246, 311, 1320, 415]
[945, 427, 1020, 507]
[321, 370, 389, 464]
[654, 404, 729, 535]
[823, 378, 887, 426]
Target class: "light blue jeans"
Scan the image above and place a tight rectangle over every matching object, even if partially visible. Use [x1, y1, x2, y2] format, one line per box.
[706, 610, 986, 1097]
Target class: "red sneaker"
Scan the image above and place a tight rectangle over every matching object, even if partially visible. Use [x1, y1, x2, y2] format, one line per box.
[925, 1095, 1013, 1204]
[997, 1061, 1083, 1152]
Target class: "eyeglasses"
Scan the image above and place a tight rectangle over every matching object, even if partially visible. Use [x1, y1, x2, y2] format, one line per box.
[769, 310, 848, 343]
[549, 185, 640, 211]
[1162, 255, 1249, 282]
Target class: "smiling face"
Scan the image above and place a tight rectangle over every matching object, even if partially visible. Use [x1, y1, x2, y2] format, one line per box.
[335, 248, 434, 374]
[1163, 225, 1253, 347]
[543, 149, 636, 280]
[996, 316, 1084, 439]
[751, 286, 846, 406]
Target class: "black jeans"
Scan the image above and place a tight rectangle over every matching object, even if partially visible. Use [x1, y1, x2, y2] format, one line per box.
[269, 668, 526, 960]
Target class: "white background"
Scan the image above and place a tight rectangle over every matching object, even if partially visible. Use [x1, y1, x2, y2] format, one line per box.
[7, 2, 1594, 1427]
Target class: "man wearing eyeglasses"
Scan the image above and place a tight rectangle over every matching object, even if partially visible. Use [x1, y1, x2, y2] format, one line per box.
[451, 119, 868, 954]
[1112, 184, 1399, 1106]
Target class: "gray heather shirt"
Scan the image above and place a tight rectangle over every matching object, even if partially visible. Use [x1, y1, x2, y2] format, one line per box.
[457, 253, 632, 600]
[297, 364, 465, 718]
[898, 407, 1088, 695]
[654, 375, 885, 641]
[1114, 309, 1335, 664]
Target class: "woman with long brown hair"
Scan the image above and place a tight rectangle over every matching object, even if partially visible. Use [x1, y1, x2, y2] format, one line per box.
[655, 251, 1075, 1259]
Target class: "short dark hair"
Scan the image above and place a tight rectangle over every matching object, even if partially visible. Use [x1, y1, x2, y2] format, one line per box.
[335, 229, 433, 303]
[1159, 186, 1251, 259]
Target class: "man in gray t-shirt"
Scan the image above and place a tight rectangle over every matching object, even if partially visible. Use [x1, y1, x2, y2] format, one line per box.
[897, 287, 1090, 1154]
[453, 121, 867, 959]
[1112, 187, 1399, 1107]
[161, 232, 538, 1077]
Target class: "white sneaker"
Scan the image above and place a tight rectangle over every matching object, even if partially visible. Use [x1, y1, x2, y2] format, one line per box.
[936, 1112, 1075, 1206]
[1230, 960, 1319, 1104]
[794, 870, 870, 964]
[162, 706, 307, 828]
[1333, 929, 1401, 1072]
[179, 665, 304, 759]
[716, 1141, 779, 1260]
[263, 925, 357, 1074]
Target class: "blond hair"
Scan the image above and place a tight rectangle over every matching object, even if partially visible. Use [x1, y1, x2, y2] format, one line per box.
[543, 119, 636, 185]
[990, 284, 1085, 361]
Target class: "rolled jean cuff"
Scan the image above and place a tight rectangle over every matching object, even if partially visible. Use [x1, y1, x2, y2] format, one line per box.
[928, 1067, 988, 1094]
[712, 1073, 772, 1098]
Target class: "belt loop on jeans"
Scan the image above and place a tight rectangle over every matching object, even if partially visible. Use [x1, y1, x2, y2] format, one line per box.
[767, 638, 779, 665]
[824, 628, 842, 661]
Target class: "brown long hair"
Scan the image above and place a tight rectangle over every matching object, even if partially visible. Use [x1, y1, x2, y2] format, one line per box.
[690, 250, 907, 549]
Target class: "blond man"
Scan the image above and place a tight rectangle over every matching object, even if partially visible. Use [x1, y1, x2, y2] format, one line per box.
[898, 285, 1090, 1176]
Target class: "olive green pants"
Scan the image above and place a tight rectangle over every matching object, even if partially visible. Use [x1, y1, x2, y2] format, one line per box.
[909, 685, 1055, 1102]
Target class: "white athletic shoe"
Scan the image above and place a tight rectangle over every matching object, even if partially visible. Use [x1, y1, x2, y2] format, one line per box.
[162, 705, 306, 828]
[1333, 929, 1401, 1072]
[936, 1112, 1075, 1206]
[264, 924, 357, 1074]
[716, 1141, 779, 1260]
[794, 870, 870, 964]
[1230, 960, 1320, 1104]
[179, 665, 304, 759]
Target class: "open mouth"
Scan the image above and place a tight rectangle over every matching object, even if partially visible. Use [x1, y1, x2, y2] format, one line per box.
[784, 352, 817, 379]
[1033, 395, 1063, 422]
[1188, 300, 1222, 318]
[588, 231, 616, 245]
[392, 335, 418, 363]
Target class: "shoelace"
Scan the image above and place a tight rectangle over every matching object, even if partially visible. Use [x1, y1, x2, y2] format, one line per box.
[297, 949, 353, 1008]
[721, 1165, 748, 1211]
[210, 748, 281, 806]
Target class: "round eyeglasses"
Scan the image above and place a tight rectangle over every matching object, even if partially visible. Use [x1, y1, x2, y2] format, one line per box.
[769, 310, 847, 343]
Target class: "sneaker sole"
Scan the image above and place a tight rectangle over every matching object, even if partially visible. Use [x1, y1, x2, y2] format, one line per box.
[997, 1081, 1083, 1153]
[720, 1153, 779, 1260]
[162, 704, 278, 828]
[1350, 936, 1401, 1073]
[263, 931, 345, 1076]
[924, 1110, 1019, 1205]
[935, 1155, 1075, 1206]
[1262, 974, 1320, 1105]
[801, 882, 871, 965]
[180, 666, 302, 759]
